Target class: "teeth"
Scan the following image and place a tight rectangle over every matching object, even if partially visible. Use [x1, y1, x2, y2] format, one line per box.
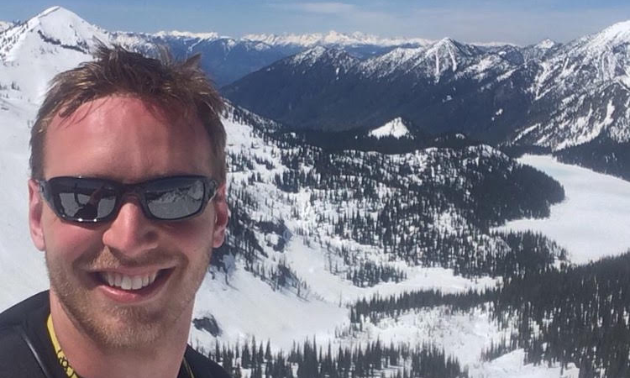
[100, 271, 160, 291]
[131, 276, 143, 290]
[121, 276, 132, 290]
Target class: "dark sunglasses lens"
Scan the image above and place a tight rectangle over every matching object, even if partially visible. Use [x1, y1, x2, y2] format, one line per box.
[50, 178, 118, 221]
[145, 177, 207, 220]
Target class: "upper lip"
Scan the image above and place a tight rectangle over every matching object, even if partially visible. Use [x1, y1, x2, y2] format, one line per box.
[88, 266, 175, 276]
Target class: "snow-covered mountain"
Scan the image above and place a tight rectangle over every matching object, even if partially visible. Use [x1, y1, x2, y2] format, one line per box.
[222, 40, 525, 133]
[0, 6, 109, 100]
[224, 19, 630, 163]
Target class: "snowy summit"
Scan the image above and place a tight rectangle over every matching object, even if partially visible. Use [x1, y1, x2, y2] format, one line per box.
[369, 117, 411, 139]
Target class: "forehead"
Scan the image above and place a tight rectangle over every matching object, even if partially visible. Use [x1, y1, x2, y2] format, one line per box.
[43, 96, 213, 181]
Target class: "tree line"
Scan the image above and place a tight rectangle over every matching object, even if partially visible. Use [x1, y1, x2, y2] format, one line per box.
[202, 337, 468, 378]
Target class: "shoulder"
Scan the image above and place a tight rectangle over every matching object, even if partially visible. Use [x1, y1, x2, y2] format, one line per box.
[0, 291, 49, 331]
[185, 346, 232, 378]
[0, 326, 43, 376]
[0, 292, 51, 373]
[0, 291, 52, 377]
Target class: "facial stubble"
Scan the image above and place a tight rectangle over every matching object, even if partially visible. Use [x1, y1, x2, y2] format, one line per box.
[46, 245, 211, 351]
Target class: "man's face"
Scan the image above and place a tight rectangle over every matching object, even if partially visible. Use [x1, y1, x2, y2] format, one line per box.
[27, 96, 228, 349]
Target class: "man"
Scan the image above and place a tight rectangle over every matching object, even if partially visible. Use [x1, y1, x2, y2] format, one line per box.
[0, 45, 231, 378]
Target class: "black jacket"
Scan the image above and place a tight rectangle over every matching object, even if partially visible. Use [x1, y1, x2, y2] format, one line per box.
[0, 291, 231, 378]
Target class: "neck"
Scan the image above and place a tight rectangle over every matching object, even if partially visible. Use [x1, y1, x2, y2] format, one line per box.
[49, 291, 192, 378]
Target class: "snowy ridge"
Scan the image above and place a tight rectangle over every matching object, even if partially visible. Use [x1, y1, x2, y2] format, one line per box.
[288, 45, 328, 65]
[154, 30, 221, 40]
[515, 19, 630, 149]
[363, 38, 482, 81]
[243, 30, 432, 48]
[586, 20, 630, 53]
[288, 46, 358, 71]
[357, 38, 495, 82]
[360, 46, 425, 77]
[368, 117, 411, 139]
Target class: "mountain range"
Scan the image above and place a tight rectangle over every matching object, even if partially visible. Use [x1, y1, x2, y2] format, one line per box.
[223, 22, 630, 152]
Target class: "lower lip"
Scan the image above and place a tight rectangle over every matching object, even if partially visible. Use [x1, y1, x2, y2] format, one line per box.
[95, 270, 173, 304]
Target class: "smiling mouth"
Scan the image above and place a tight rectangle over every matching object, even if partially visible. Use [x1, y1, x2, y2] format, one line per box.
[94, 269, 173, 292]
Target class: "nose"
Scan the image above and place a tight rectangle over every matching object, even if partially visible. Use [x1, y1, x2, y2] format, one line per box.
[102, 198, 159, 258]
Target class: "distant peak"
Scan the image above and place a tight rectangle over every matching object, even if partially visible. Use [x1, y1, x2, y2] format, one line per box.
[535, 39, 557, 49]
[428, 37, 461, 52]
[36, 6, 79, 19]
[243, 30, 431, 47]
[30, 5, 86, 26]
[435, 37, 457, 46]
[154, 30, 221, 40]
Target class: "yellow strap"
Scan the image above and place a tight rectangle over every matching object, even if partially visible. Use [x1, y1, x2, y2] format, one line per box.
[47, 314, 79, 378]
[47, 314, 194, 378]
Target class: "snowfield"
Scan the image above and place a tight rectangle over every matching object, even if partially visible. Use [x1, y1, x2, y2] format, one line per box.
[498, 154, 630, 264]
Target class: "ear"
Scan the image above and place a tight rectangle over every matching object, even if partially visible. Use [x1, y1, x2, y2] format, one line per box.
[211, 183, 229, 248]
[28, 179, 46, 251]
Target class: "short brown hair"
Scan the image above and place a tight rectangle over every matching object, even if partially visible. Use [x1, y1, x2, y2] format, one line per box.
[30, 44, 226, 182]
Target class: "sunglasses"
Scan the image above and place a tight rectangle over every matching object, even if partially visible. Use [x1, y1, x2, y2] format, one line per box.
[38, 175, 219, 223]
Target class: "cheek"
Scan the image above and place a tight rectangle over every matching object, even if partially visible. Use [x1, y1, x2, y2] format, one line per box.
[42, 211, 104, 261]
[164, 217, 213, 256]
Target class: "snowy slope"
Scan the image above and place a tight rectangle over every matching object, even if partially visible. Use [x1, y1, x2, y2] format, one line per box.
[514, 20, 630, 149]
[0, 6, 106, 307]
[0, 96, 48, 307]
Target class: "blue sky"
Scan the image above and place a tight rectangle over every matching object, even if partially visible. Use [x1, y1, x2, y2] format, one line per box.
[2, 1, 630, 45]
